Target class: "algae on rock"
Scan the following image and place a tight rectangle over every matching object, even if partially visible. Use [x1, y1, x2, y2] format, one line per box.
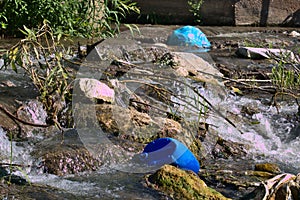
[146, 165, 231, 200]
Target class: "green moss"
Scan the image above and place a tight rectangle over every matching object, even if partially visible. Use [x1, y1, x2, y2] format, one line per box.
[147, 165, 231, 200]
[254, 163, 281, 174]
[189, 138, 203, 161]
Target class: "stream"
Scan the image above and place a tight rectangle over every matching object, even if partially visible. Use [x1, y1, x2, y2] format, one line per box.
[0, 25, 300, 199]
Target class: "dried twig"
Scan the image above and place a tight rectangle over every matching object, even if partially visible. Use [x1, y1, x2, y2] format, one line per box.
[0, 104, 49, 128]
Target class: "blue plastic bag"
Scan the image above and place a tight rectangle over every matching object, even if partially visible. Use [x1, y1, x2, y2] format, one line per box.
[140, 137, 200, 174]
[166, 26, 211, 49]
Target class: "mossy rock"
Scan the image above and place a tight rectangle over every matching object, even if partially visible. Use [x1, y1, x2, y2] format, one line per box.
[246, 170, 275, 179]
[254, 163, 281, 174]
[146, 165, 231, 200]
[189, 138, 203, 161]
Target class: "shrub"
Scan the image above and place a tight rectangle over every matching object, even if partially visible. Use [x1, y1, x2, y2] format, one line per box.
[2, 21, 72, 126]
[188, 0, 204, 24]
[0, 0, 139, 38]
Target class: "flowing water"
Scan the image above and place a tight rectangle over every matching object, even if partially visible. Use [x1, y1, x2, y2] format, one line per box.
[205, 92, 300, 174]
[0, 26, 300, 199]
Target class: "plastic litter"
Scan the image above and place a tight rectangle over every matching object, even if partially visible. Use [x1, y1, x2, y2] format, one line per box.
[166, 25, 211, 49]
[140, 137, 200, 174]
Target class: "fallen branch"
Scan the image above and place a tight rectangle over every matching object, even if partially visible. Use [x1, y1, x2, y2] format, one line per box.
[222, 76, 276, 93]
[0, 104, 49, 128]
[0, 162, 31, 168]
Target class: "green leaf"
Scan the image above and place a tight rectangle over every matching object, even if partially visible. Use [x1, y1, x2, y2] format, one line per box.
[11, 61, 17, 73]
[23, 25, 33, 36]
[231, 86, 243, 95]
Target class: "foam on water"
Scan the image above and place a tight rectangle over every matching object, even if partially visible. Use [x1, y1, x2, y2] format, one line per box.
[205, 93, 300, 173]
[28, 166, 161, 199]
[28, 173, 102, 197]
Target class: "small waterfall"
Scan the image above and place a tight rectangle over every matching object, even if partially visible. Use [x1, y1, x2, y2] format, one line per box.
[205, 93, 300, 173]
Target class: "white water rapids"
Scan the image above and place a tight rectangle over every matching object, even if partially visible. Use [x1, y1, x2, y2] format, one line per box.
[204, 90, 300, 173]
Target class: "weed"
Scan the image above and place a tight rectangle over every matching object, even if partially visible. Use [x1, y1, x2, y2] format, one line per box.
[270, 49, 300, 92]
[0, 0, 140, 38]
[145, 12, 159, 24]
[188, 0, 204, 24]
[2, 21, 72, 127]
[271, 61, 300, 91]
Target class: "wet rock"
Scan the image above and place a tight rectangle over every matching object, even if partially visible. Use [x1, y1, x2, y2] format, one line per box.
[241, 105, 260, 116]
[200, 159, 266, 198]
[78, 78, 115, 103]
[40, 145, 101, 176]
[33, 130, 101, 176]
[95, 104, 120, 134]
[0, 166, 76, 199]
[254, 163, 281, 174]
[0, 166, 27, 186]
[105, 58, 166, 80]
[187, 137, 204, 162]
[156, 118, 182, 138]
[0, 100, 48, 140]
[173, 52, 224, 85]
[128, 46, 171, 64]
[89, 38, 140, 61]
[212, 137, 248, 159]
[146, 165, 230, 200]
[245, 170, 275, 179]
[172, 51, 226, 100]
[95, 104, 194, 145]
[95, 104, 157, 142]
[104, 60, 136, 78]
[175, 66, 189, 77]
[128, 94, 151, 114]
[16, 100, 48, 125]
[133, 83, 172, 106]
